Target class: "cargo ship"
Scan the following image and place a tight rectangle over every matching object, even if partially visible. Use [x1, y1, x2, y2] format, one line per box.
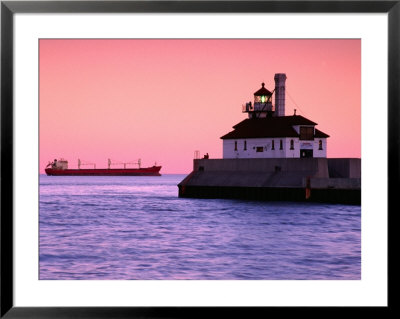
[45, 158, 161, 176]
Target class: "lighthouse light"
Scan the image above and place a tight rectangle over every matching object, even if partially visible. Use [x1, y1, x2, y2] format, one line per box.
[261, 95, 266, 103]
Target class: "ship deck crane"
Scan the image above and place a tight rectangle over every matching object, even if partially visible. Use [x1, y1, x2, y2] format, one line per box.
[108, 158, 141, 169]
[78, 159, 96, 169]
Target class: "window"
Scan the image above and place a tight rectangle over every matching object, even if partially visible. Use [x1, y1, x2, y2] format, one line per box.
[256, 147, 264, 152]
[244, 140, 247, 150]
[271, 140, 275, 150]
[254, 95, 269, 103]
[290, 140, 294, 150]
[234, 141, 237, 151]
[319, 140, 323, 150]
[280, 140, 283, 150]
[300, 126, 314, 140]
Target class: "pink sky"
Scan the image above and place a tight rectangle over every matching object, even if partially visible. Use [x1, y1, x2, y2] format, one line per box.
[39, 39, 360, 174]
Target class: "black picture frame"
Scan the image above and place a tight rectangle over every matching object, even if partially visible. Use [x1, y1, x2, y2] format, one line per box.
[1, 1, 396, 317]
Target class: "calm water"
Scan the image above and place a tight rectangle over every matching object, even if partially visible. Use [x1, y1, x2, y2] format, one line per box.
[39, 175, 361, 280]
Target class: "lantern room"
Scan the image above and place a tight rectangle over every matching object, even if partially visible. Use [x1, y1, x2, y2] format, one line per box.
[243, 82, 274, 118]
[253, 82, 272, 103]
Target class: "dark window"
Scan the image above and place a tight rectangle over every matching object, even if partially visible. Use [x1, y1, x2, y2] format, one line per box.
[244, 140, 247, 150]
[280, 140, 283, 150]
[300, 126, 314, 140]
[234, 141, 237, 151]
[319, 140, 323, 150]
[290, 140, 294, 150]
[256, 147, 264, 152]
[271, 140, 275, 150]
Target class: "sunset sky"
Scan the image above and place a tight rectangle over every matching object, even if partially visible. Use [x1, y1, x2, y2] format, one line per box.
[39, 39, 361, 174]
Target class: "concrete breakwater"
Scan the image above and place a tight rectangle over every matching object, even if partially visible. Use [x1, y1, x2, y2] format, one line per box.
[178, 158, 361, 205]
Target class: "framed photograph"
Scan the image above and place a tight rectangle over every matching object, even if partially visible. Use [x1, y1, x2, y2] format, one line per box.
[1, 0, 396, 317]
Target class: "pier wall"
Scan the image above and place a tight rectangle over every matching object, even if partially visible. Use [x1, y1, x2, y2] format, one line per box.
[178, 158, 361, 205]
[327, 158, 361, 178]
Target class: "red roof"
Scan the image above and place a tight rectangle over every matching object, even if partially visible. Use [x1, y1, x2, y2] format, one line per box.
[254, 83, 272, 96]
[220, 115, 330, 139]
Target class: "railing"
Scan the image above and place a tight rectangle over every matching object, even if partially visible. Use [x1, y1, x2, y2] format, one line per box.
[242, 102, 253, 112]
[242, 102, 273, 113]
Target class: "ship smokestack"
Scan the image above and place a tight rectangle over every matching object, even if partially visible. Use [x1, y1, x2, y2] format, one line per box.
[274, 73, 287, 117]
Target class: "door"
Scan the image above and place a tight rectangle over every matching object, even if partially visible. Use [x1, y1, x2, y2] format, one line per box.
[300, 149, 313, 158]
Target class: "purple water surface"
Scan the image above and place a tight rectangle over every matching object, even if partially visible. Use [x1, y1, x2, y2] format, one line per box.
[39, 175, 361, 280]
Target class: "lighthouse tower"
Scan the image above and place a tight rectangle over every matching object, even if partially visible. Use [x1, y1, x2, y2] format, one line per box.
[243, 82, 273, 118]
[243, 74, 287, 118]
[221, 73, 329, 159]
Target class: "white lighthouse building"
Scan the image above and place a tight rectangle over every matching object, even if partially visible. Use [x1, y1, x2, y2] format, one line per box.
[221, 73, 329, 159]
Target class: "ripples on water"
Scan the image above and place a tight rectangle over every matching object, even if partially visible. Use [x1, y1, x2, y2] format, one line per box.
[39, 175, 361, 280]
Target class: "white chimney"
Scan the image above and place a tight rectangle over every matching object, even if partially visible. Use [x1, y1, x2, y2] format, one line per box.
[274, 73, 287, 117]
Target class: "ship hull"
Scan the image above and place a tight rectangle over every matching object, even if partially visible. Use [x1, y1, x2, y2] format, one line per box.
[45, 166, 162, 176]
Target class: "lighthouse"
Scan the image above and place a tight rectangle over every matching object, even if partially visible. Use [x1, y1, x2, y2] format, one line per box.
[178, 73, 360, 204]
[221, 73, 329, 159]
[243, 82, 273, 118]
